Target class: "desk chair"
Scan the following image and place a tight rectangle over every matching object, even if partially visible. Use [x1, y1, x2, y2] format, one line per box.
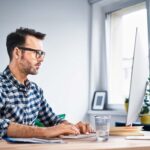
[35, 114, 66, 127]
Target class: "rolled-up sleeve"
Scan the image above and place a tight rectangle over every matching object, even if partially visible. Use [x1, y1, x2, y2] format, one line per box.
[0, 119, 10, 137]
[0, 88, 11, 137]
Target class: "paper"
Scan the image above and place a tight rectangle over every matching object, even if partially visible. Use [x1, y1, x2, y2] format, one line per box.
[3, 137, 64, 144]
[126, 136, 150, 140]
[60, 133, 96, 139]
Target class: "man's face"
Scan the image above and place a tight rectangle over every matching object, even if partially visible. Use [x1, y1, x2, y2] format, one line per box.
[18, 35, 45, 75]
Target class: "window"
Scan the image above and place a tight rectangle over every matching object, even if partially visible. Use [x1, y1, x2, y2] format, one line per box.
[106, 2, 148, 105]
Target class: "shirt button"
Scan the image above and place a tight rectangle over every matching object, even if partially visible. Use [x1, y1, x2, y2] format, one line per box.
[24, 92, 28, 97]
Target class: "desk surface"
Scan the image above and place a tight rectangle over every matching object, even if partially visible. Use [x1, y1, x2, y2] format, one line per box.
[1, 132, 150, 150]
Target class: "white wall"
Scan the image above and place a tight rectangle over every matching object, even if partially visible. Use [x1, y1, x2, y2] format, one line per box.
[0, 0, 90, 123]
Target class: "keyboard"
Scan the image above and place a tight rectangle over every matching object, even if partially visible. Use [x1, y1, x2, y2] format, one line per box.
[60, 133, 96, 139]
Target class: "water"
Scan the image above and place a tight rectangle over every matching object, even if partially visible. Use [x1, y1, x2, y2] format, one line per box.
[96, 129, 109, 141]
[95, 116, 110, 142]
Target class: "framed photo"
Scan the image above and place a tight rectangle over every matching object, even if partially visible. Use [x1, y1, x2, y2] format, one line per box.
[92, 91, 107, 110]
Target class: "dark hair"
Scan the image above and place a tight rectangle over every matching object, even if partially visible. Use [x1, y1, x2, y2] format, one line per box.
[6, 27, 46, 60]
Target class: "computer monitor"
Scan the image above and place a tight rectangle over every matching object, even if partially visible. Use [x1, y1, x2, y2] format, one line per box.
[126, 28, 149, 125]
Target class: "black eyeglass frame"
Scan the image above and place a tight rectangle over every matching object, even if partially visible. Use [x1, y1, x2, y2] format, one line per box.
[18, 46, 45, 58]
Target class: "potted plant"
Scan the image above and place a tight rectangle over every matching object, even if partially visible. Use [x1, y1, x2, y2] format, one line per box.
[124, 98, 129, 112]
[139, 77, 150, 124]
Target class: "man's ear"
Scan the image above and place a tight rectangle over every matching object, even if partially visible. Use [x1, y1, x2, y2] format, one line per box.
[13, 47, 21, 59]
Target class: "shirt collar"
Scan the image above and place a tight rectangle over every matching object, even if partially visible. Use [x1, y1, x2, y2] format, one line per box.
[3, 66, 31, 91]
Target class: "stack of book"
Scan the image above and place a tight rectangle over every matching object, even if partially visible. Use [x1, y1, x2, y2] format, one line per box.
[110, 126, 144, 136]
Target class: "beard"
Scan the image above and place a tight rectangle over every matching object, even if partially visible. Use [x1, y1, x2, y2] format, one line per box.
[19, 60, 39, 75]
[28, 67, 39, 75]
[20, 64, 39, 75]
[19, 54, 41, 75]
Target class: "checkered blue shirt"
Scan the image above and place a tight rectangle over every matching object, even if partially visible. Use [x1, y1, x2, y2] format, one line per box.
[0, 66, 63, 137]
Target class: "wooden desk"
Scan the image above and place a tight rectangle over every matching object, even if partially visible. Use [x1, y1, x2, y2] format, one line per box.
[1, 133, 150, 150]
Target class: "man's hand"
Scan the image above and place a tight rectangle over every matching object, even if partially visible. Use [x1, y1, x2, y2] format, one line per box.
[61, 120, 94, 134]
[75, 121, 94, 134]
[45, 123, 80, 138]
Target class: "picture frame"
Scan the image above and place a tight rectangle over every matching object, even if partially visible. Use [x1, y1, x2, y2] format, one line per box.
[92, 91, 107, 110]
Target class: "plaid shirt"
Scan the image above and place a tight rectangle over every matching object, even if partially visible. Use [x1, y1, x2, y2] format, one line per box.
[0, 66, 63, 137]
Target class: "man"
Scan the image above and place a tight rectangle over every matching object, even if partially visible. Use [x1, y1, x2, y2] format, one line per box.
[0, 27, 93, 138]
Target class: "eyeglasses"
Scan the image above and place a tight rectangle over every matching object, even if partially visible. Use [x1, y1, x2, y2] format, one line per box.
[18, 46, 45, 58]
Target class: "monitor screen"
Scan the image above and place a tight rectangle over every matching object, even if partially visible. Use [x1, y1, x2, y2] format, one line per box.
[126, 28, 149, 125]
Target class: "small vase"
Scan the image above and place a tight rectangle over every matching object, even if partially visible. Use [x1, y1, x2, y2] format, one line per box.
[124, 98, 129, 112]
[124, 102, 128, 112]
[140, 115, 150, 124]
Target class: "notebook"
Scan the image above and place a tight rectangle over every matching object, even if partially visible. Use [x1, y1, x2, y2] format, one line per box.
[3, 137, 64, 144]
[126, 136, 150, 140]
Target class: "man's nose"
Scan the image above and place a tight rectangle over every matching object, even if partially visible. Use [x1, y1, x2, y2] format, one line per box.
[38, 56, 44, 62]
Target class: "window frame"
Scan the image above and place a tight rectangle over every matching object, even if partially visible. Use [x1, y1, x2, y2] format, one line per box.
[89, 0, 150, 110]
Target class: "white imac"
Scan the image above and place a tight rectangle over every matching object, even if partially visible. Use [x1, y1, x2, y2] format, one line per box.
[126, 28, 149, 125]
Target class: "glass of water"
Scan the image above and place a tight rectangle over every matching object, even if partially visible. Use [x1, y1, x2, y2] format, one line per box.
[95, 115, 111, 142]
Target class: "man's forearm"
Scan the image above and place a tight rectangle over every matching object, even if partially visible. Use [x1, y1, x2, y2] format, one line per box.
[7, 122, 81, 138]
[7, 122, 47, 138]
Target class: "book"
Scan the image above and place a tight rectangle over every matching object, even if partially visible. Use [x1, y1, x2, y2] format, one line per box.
[110, 126, 144, 136]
